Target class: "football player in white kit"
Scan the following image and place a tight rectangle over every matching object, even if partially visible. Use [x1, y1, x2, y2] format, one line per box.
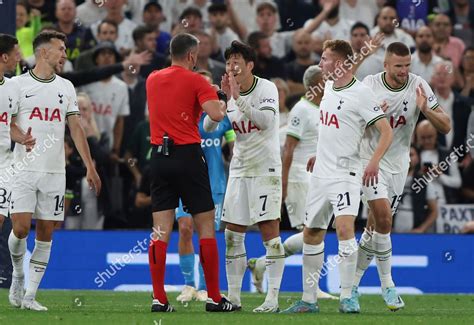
[0, 34, 36, 231]
[283, 40, 393, 314]
[205, 41, 285, 313]
[247, 65, 336, 300]
[8, 31, 101, 311]
[354, 42, 451, 311]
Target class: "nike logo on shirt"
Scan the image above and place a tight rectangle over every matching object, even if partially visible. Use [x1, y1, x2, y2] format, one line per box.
[25, 94, 35, 98]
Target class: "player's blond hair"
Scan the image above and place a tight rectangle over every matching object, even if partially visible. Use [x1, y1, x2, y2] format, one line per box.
[322, 39, 354, 60]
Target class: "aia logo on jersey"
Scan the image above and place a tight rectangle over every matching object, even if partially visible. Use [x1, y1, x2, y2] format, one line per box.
[0, 112, 8, 125]
[320, 110, 339, 128]
[232, 120, 260, 134]
[92, 103, 112, 116]
[29, 107, 61, 122]
[389, 115, 406, 128]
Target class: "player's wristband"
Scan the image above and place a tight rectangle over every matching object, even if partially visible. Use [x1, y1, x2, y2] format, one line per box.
[217, 90, 227, 103]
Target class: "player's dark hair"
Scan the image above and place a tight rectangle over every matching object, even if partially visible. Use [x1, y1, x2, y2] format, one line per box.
[386, 42, 411, 57]
[170, 33, 199, 60]
[179, 6, 202, 20]
[97, 19, 118, 34]
[247, 31, 267, 51]
[350, 22, 369, 35]
[224, 40, 257, 64]
[208, 3, 227, 14]
[323, 39, 354, 60]
[132, 25, 155, 43]
[33, 31, 67, 52]
[0, 34, 18, 56]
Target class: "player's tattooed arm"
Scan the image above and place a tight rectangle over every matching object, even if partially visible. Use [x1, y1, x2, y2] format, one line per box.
[67, 114, 102, 196]
[10, 116, 36, 151]
[417, 84, 451, 134]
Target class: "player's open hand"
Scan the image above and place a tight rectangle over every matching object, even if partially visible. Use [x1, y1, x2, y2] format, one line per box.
[416, 84, 428, 112]
[228, 72, 240, 100]
[22, 127, 36, 152]
[87, 167, 101, 196]
[306, 156, 316, 173]
[363, 160, 379, 187]
[221, 74, 231, 99]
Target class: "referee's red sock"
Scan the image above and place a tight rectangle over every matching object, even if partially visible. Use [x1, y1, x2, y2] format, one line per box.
[199, 238, 221, 303]
[149, 239, 168, 304]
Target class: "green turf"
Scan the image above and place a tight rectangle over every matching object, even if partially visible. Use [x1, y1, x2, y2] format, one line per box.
[1, 290, 474, 324]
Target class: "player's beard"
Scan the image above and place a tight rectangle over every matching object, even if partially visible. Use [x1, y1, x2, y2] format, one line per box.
[393, 73, 407, 86]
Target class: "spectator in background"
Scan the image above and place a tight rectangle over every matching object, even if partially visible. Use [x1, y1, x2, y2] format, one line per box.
[255, 2, 293, 59]
[172, 6, 204, 36]
[80, 41, 130, 160]
[132, 25, 166, 79]
[193, 31, 226, 84]
[350, 22, 384, 80]
[227, 0, 277, 35]
[143, 1, 171, 56]
[303, 0, 355, 45]
[27, 0, 56, 24]
[75, 20, 119, 71]
[248, 31, 287, 80]
[430, 13, 466, 68]
[448, 0, 474, 48]
[460, 112, 474, 203]
[77, 0, 107, 28]
[16, 1, 42, 59]
[272, 78, 290, 152]
[430, 61, 471, 153]
[411, 26, 444, 83]
[339, 0, 379, 29]
[371, 5, 415, 51]
[459, 47, 474, 97]
[285, 30, 318, 95]
[90, 0, 137, 55]
[416, 120, 462, 204]
[54, 0, 87, 63]
[207, 3, 240, 56]
[393, 146, 439, 233]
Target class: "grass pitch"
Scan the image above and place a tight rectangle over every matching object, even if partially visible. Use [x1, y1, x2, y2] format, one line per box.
[0, 290, 473, 324]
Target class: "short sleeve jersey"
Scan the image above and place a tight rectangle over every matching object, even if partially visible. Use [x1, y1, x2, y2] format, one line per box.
[147, 66, 218, 145]
[361, 72, 439, 173]
[13, 70, 80, 174]
[0, 77, 20, 169]
[314, 77, 385, 180]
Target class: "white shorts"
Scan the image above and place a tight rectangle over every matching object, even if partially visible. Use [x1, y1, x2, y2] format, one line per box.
[222, 176, 282, 226]
[305, 176, 361, 229]
[11, 171, 66, 221]
[361, 167, 407, 216]
[0, 175, 12, 217]
[285, 181, 308, 228]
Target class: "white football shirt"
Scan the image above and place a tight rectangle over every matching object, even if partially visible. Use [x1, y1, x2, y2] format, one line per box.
[315, 77, 385, 180]
[286, 97, 319, 182]
[226, 76, 281, 177]
[0, 77, 20, 169]
[13, 70, 80, 174]
[361, 72, 439, 173]
[80, 76, 130, 150]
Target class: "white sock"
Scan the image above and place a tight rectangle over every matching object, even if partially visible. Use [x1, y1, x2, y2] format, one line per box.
[255, 255, 266, 273]
[24, 240, 52, 300]
[338, 238, 358, 300]
[8, 231, 27, 278]
[283, 232, 303, 256]
[225, 229, 246, 306]
[264, 236, 285, 304]
[373, 231, 395, 289]
[354, 229, 374, 287]
[302, 242, 324, 304]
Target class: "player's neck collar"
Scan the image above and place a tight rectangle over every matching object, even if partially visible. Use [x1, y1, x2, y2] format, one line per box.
[332, 76, 356, 92]
[302, 96, 319, 108]
[239, 75, 258, 96]
[29, 69, 56, 83]
[382, 72, 408, 92]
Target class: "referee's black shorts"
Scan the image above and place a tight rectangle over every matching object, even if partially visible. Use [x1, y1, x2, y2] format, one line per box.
[150, 143, 214, 215]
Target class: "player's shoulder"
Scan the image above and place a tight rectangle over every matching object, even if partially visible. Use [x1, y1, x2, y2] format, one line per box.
[290, 98, 313, 115]
[258, 76, 277, 91]
[54, 74, 76, 92]
[362, 72, 383, 85]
